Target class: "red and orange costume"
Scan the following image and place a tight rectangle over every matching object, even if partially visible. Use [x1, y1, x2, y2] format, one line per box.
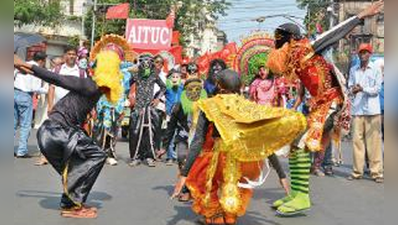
[181, 94, 307, 222]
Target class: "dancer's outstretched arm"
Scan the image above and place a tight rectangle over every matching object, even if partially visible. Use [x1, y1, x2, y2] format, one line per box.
[312, 0, 384, 54]
[14, 54, 98, 96]
[171, 111, 209, 199]
[180, 111, 209, 177]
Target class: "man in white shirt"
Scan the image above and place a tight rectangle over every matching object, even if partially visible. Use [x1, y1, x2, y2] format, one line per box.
[14, 51, 47, 158]
[48, 46, 86, 112]
[153, 55, 169, 159]
[348, 43, 383, 183]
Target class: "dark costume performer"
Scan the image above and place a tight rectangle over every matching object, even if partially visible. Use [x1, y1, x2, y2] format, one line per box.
[204, 59, 227, 96]
[163, 78, 207, 201]
[173, 70, 307, 225]
[129, 55, 167, 167]
[266, 1, 384, 216]
[13, 34, 132, 218]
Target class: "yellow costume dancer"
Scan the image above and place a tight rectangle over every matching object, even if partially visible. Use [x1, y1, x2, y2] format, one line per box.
[173, 69, 306, 224]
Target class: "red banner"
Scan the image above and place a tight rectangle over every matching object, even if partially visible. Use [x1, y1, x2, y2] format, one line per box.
[126, 19, 172, 50]
[106, 3, 130, 19]
[165, 9, 176, 28]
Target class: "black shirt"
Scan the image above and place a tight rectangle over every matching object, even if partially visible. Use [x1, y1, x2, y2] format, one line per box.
[130, 72, 166, 111]
[163, 103, 190, 148]
[31, 65, 102, 128]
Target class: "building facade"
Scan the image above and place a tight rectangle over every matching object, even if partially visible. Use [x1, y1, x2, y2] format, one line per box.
[14, 0, 89, 59]
[335, 0, 384, 54]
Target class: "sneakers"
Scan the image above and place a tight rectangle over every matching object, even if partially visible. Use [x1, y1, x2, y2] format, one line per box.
[146, 158, 156, 167]
[276, 192, 311, 217]
[272, 191, 298, 209]
[323, 167, 334, 176]
[129, 159, 141, 167]
[107, 158, 118, 166]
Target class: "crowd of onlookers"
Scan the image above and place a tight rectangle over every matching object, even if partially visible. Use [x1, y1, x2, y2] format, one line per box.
[14, 43, 384, 183]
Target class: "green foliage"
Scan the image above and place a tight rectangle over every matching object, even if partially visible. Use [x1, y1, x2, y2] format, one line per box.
[14, 0, 64, 27]
[296, 0, 329, 35]
[85, 0, 230, 47]
[67, 35, 81, 49]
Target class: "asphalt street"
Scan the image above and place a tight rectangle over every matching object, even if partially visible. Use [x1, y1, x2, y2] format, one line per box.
[14, 131, 384, 225]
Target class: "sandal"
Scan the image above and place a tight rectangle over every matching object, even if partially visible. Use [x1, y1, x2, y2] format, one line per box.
[312, 169, 325, 177]
[374, 177, 384, 183]
[34, 157, 48, 166]
[347, 175, 362, 181]
[61, 207, 98, 219]
[178, 193, 191, 203]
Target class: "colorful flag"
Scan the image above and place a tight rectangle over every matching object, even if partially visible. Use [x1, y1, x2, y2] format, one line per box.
[106, 3, 130, 20]
[166, 8, 176, 28]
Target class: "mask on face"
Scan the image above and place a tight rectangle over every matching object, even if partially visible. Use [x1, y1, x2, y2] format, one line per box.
[78, 58, 88, 70]
[274, 29, 292, 49]
[185, 81, 203, 102]
[171, 74, 181, 86]
[187, 63, 199, 77]
[138, 55, 154, 79]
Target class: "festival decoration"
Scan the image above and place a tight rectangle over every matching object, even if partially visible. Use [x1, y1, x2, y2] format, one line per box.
[232, 32, 274, 85]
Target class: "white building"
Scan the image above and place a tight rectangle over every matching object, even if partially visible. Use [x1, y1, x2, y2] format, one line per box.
[185, 6, 227, 58]
[14, 0, 90, 58]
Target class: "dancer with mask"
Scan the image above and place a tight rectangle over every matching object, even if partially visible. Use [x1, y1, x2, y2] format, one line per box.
[128, 54, 167, 167]
[172, 69, 307, 224]
[266, 1, 384, 216]
[162, 69, 184, 165]
[94, 61, 132, 166]
[162, 78, 207, 201]
[204, 59, 227, 96]
[13, 34, 132, 219]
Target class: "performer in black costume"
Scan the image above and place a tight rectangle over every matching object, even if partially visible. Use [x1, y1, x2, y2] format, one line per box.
[14, 38, 128, 218]
[128, 55, 167, 167]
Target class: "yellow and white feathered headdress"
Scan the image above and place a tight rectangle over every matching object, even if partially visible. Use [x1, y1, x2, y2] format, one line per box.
[90, 35, 135, 104]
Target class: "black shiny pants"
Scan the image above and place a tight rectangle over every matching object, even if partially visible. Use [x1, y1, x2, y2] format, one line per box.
[37, 120, 107, 208]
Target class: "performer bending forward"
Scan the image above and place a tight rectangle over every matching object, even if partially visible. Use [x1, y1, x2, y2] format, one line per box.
[172, 69, 307, 225]
[266, 1, 384, 216]
[14, 37, 129, 218]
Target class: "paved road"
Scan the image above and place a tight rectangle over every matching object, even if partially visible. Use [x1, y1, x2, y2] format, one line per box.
[14, 131, 383, 225]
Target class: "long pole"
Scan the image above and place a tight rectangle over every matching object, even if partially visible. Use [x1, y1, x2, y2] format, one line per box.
[91, 0, 98, 49]
[81, 4, 86, 40]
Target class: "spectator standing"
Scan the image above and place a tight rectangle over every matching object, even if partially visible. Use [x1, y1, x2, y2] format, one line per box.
[14, 51, 48, 158]
[348, 44, 383, 183]
[47, 46, 86, 112]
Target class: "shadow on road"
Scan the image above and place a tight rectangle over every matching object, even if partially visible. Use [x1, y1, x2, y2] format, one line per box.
[16, 190, 112, 211]
[243, 211, 284, 225]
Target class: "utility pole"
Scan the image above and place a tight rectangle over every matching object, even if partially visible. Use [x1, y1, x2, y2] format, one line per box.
[81, 3, 86, 41]
[91, 0, 98, 49]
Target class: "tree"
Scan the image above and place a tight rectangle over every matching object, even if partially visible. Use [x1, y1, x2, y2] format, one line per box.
[84, 0, 230, 47]
[296, 0, 329, 35]
[14, 0, 65, 27]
